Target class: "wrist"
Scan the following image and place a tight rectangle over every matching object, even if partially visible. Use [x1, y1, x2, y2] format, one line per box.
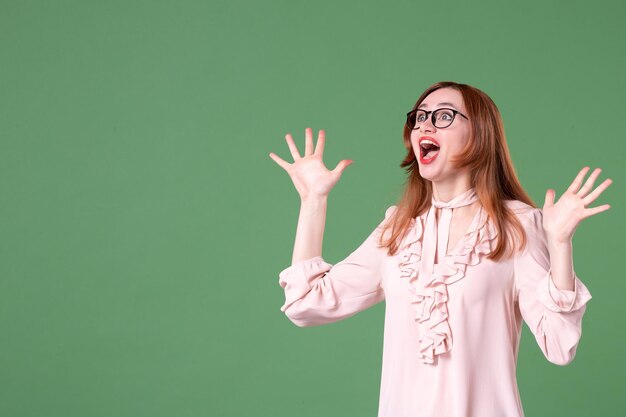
[300, 194, 328, 205]
[546, 232, 572, 246]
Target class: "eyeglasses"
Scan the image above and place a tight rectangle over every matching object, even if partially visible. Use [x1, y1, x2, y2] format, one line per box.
[406, 108, 469, 130]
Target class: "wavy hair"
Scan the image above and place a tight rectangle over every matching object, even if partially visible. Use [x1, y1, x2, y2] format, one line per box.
[379, 81, 536, 261]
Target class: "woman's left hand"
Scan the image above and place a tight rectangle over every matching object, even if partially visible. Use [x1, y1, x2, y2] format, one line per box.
[542, 166, 613, 243]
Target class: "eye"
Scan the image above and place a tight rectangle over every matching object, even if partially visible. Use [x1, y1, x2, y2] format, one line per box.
[416, 111, 427, 122]
[437, 110, 454, 121]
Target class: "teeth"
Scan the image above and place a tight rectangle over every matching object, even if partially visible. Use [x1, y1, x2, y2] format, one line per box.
[420, 139, 437, 146]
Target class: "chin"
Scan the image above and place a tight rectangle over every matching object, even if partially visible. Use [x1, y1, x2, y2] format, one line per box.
[418, 163, 452, 182]
[417, 168, 439, 181]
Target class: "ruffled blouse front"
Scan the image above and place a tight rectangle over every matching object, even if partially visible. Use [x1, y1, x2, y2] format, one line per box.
[277, 193, 593, 417]
[397, 189, 500, 365]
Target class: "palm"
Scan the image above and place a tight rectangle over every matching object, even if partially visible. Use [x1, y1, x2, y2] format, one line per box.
[269, 128, 353, 200]
[542, 167, 613, 242]
[289, 157, 339, 196]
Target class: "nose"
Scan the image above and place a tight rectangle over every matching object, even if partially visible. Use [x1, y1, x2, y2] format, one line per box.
[419, 115, 436, 133]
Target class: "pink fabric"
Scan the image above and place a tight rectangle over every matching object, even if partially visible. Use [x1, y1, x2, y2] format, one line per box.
[407, 187, 481, 364]
[278, 189, 593, 417]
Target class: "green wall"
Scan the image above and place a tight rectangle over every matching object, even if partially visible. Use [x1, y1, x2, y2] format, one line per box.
[1, 0, 623, 416]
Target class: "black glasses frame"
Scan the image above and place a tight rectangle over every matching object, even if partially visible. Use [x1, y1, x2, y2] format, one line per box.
[406, 108, 469, 130]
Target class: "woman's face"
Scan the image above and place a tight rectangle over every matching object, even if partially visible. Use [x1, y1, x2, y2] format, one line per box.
[410, 87, 471, 183]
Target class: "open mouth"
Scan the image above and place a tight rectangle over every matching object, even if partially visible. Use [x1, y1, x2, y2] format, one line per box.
[420, 140, 440, 159]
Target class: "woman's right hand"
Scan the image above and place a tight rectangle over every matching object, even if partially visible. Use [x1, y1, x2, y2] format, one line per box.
[269, 127, 353, 200]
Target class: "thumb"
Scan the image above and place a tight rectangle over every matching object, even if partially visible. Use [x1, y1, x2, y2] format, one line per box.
[332, 159, 353, 176]
[544, 189, 555, 208]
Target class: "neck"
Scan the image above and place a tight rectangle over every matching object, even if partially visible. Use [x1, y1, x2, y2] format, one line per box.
[431, 177, 473, 202]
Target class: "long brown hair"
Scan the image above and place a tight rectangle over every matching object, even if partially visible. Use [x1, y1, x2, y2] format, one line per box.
[379, 81, 536, 261]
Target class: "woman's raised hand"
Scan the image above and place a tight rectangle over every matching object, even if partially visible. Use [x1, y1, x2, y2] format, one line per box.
[269, 128, 353, 200]
[542, 166, 613, 243]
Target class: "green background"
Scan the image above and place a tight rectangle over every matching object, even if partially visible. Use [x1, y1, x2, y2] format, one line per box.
[1, 0, 623, 416]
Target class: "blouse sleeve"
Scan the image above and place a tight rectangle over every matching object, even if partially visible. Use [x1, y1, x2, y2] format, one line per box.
[277, 206, 396, 327]
[514, 207, 593, 366]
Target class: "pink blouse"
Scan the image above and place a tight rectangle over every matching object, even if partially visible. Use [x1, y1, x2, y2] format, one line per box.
[277, 190, 592, 417]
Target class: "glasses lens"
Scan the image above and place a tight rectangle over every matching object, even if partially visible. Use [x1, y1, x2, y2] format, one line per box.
[434, 109, 454, 128]
[408, 111, 420, 129]
[416, 110, 428, 124]
[407, 110, 426, 129]
[407, 111, 416, 129]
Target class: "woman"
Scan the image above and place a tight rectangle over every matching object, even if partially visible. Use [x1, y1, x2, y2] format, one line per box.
[268, 81, 612, 417]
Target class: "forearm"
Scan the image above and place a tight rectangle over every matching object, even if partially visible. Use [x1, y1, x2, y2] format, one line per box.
[291, 195, 328, 264]
[546, 235, 575, 291]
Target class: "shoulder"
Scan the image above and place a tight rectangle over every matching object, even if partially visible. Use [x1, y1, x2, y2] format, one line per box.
[504, 200, 543, 236]
[384, 205, 399, 219]
[504, 199, 540, 220]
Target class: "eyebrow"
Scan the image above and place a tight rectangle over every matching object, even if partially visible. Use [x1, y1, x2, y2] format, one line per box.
[418, 102, 458, 110]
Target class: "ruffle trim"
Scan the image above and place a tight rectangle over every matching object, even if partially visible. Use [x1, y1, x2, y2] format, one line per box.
[396, 208, 499, 365]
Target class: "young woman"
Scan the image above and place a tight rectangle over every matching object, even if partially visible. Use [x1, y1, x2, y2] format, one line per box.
[268, 81, 612, 417]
